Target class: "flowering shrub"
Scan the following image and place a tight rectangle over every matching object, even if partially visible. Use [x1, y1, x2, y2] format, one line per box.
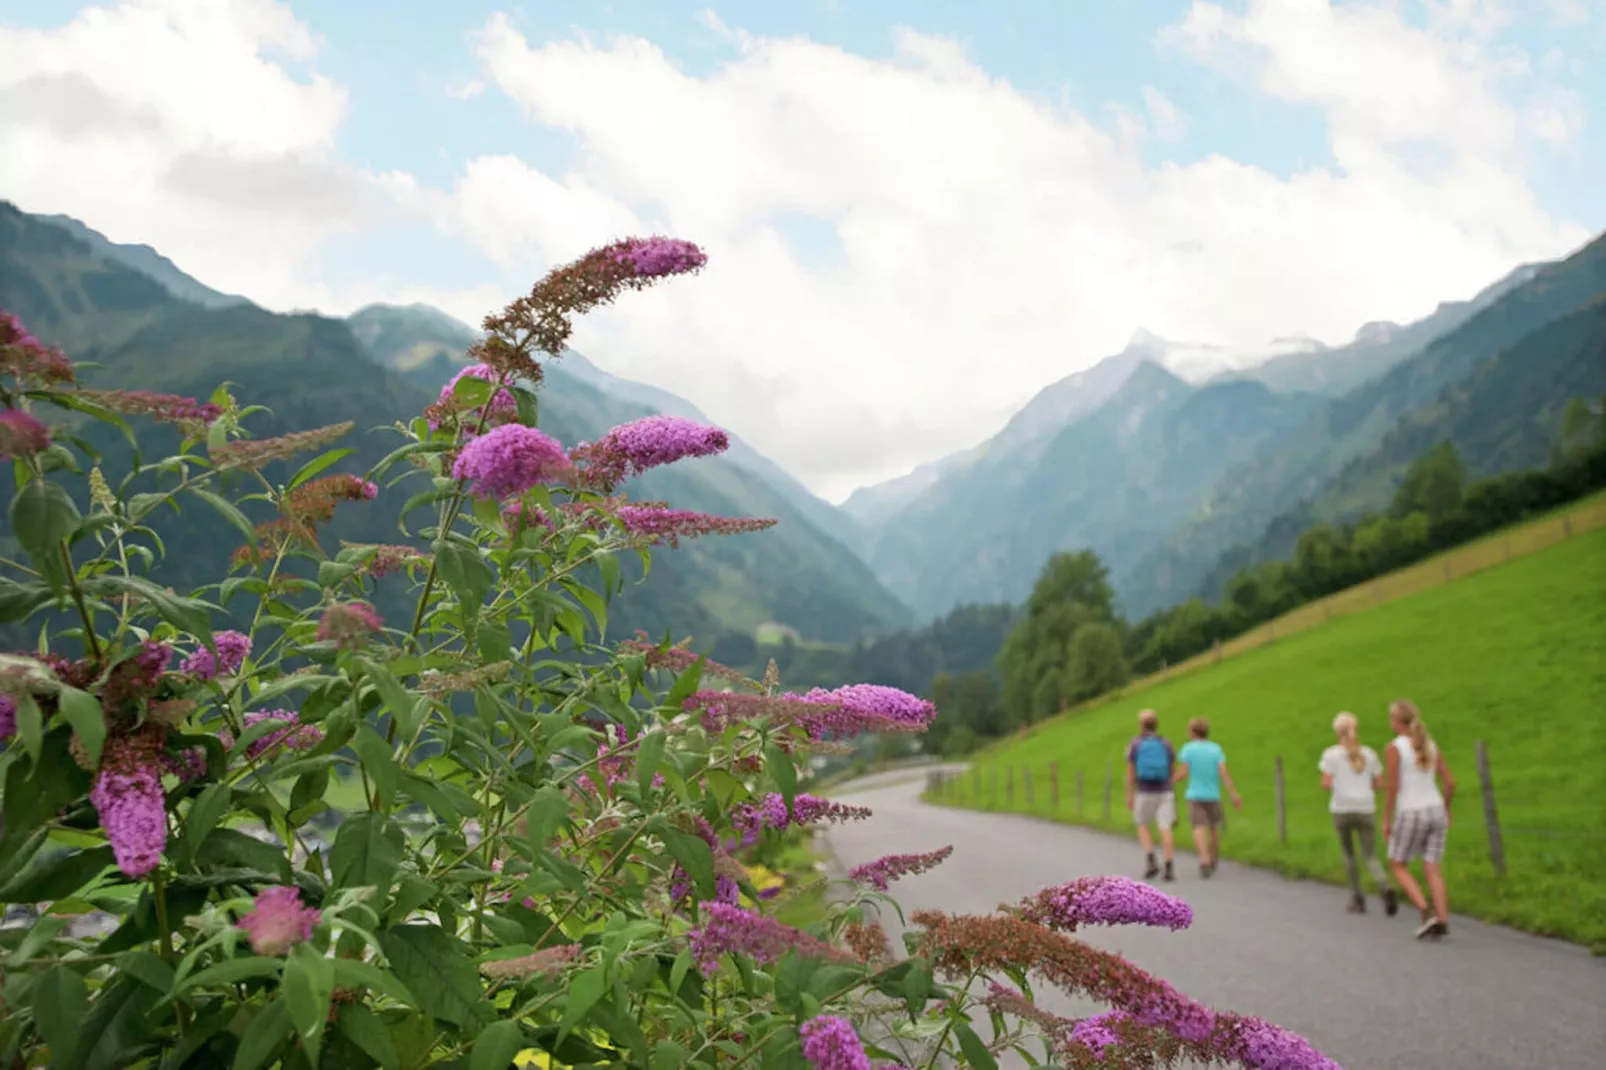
[0, 241, 1343, 1069]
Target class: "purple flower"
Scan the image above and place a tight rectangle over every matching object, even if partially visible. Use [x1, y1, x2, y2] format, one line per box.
[798, 1016, 871, 1070]
[849, 846, 953, 892]
[614, 505, 777, 547]
[1219, 1016, 1347, 1070]
[615, 237, 709, 278]
[238, 886, 320, 955]
[729, 793, 872, 846]
[1067, 1011, 1128, 1058]
[181, 630, 252, 681]
[0, 410, 50, 460]
[222, 709, 324, 760]
[0, 695, 14, 742]
[802, 683, 937, 736]
[1019, 876, 1194, 933]
[316, 601, 383, 649]
[452, 423, 571, 499]
[572, 415, 728, 491]
[686, 902, 847, 976]
[90, 737, 168, 877]
[431, 362, 520, 429]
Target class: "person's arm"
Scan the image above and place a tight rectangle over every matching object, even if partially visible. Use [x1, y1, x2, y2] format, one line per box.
[1382, 744, 1400, 839]
[1219, 761, 1242, 808]
[1370, 750, 1383, 792]
[1173, 747, 1190, 787]
[1124, 748, 1136, 811]
[1436, 749, 1455, 825]
[1318, 752, 1334, 792]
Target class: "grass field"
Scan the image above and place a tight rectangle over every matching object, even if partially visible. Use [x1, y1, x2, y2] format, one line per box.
[933, 521, 1606, 950]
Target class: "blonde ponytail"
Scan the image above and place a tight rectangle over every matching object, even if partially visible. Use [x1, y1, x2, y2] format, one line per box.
[1332, 711, 1365, 773]
[1390, 699, 1434, 771]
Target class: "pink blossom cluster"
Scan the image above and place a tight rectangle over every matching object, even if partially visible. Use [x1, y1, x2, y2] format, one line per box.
[574, 724, 666, 795]
[686, 902, 848, 976]
[453, 423, 572, 499]
[0, 309, 74, 385]
[430, 362, 521, 430]
[614, 237, 708, 278]
[614, 504, 778, 547]
[1018, 876, 1195, 933]
[316, 601, 383, 649]
[221, 709, 325, 760]
[79, 389, 223, 426]
[101, 640, 173, 712]
[238, 885, 320, 955]
[688, 683, 935, 740]
[90, 734, 168, 877]
[0, 409, 50, 460]
[0, 694, 15, 741]
[798, 1015, 871, 1070]
[729, 792, 873, 847]
[180, 630, 252, 681]
[571, 415, 729, 491]
[848, 846, 954, 892]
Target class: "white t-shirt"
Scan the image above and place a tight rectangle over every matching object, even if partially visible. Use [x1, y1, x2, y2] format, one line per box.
[1391, 736, 1445, 812]
[1318, 744, 1383, 814]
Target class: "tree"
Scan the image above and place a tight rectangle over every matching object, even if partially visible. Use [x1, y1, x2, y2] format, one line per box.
[998, 549, 1119, 725]
[1292, 523, 1354, 597]
[1064, 621, 1129, 703]
[1391, 441, 1466, 523]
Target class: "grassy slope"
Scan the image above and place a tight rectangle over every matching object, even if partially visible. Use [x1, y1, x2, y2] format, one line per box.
[942, 522, 1606, 949]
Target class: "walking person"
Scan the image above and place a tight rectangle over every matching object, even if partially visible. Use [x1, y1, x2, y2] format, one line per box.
[1174, 718, 1242, 878]
[1320, 712, 1398, 915]
[1382, 699, 1455, 939]
[1125, 709, 1177, 882]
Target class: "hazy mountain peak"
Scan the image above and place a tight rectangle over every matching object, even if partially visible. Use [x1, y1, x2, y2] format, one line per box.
[1352, 321, 1402, 345]
[33, 210, 248, 310]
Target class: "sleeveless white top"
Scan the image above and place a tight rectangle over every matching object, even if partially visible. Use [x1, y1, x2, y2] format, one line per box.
[1391, 736, 1444, 812]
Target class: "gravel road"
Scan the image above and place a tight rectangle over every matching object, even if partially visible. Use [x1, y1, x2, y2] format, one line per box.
[820, 770, 1606, 1070]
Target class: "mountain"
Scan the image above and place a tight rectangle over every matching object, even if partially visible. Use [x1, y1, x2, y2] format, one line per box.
[33, 212, 249, 309]
[1125, 233, 1606, 615]
[345, 303, 479, 372]
[0, 203, 911, 646]
[1237, 262, 1546, 397]
[859, 359, 1322, 618]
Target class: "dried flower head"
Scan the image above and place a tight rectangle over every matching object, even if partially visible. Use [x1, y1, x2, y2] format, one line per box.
[238, 886, 320, 955]
[618, 636, 757, 690]
[686, 902, 853, 976]
[77, 389, 222, 428]
[420, 661, 512, 697]
[316, 601, 383, 650]
[211, 422, 353, 471]
[0, 310, 75, 385]
[0, 409, 51, 460]
[479, 944, 582, 981]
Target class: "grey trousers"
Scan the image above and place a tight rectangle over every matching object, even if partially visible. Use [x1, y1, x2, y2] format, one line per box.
[1334, 812, 1389, 897]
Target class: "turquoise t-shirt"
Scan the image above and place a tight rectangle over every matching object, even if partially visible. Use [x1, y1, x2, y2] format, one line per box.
[1178, 740, 1226, 802]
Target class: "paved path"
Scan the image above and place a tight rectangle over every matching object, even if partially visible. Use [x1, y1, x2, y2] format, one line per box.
[821, 770, 1606, 1070]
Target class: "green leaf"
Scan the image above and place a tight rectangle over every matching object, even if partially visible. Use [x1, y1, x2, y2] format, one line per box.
[186, 487, 257, 547]
[32, 964, 89, 1065]
[117, 950, 175, 994]
[182, 782, 233, 859]
[330, 957, 417, 1009]
[902, 957, 933, 1018]
[475, 619, 512, 662]
[470, 1020, 528, 1070]
[232, 997, 293, 1070]
[335, 1004, 400, 1070]
[284, 942, 335, 1044]
[765, 743, 797, 816]
[636, 730, 666, 796]
[353, 724, 399, 808]
[87, 575, 215, 646]
[664, 655, 706, 711]
[377, 925, 491, 1029]
[559, 965, 606, 1043]
[330, 812, 405, 893]
[433, 540, 495, 610]
[523, 787, 571, 848]
[9, 478, 80, 573]
[452, 374, 497, 408]
[661, 829, 716, 899]
[179, 956, 284, 993]
[652, 1041, 687, 1070]
[196, 828, 291, 882]
[511, 384, 539, 427]
[0, 578, 55, 624]
[14, 692, 43, 763]
[289, 447, 357, 491]
[56, 686, 107, 769]
[0, 845, 114, 903]
[361, 659, 424, 742]
[317, 560, 357, 589]
[401, 773, 468, 822]
[954, 1022, 997, 1070]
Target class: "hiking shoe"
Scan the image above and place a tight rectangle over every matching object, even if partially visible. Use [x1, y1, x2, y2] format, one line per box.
[1200, 862, 1212, 879]
[1414, 916, 1442, 940]
[1382, 888, 1399, 917]
[1347, 894, 1366, 914]
[1163, 860, 1175, 882]
[1144, 856, 1160, 880]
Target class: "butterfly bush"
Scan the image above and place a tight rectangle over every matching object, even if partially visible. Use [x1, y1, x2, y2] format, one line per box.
[0, 240, 1341, 1069]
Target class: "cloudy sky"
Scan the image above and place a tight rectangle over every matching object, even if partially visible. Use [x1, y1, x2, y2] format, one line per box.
[1, 0, 1602, 501]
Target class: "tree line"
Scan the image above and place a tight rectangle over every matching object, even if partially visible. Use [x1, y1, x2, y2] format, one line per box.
[923, 395, 1606, 755]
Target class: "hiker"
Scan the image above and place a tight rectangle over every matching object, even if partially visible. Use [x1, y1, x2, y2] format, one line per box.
[1174, 717, 1241, 877]
[1319, 712, 1398, 915]
[1383, 699, 1455, 939]
[1125, 709, 1176, 881]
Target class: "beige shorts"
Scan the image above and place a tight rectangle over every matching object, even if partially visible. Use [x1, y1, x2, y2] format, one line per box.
[1133, 791, 1176, 828]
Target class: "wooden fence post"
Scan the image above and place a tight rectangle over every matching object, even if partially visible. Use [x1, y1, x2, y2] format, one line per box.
[1076, 768, 1085, 813]
[1503, 537, 1513, 562]
[1005, 766, 1015, 805]
[1212, 639, 1222, 664]
[1442, 559, 1452, 583]
[1268, 620, 1277, 642]
[1563, 513, 1574, 537]
[972, 765, 981, 800]
[1102, 763, 1113, 821]
[1373, 583, 1383, 606]
[989, 767, 998, 802]
[1024, 767, 1035, 809]
[1476, 741, 1508, 877]
[1049, 762, 1060, 809]
[1274, 756, 1287, 845]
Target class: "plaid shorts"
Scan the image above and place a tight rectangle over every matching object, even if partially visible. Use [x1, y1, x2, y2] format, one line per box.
[1388, 805, 1449, 863]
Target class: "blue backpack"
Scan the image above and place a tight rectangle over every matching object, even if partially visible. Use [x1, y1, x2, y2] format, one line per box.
[1134, 736, 1170, 782]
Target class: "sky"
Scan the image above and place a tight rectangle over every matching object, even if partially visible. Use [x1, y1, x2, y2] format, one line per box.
[1, 0, 1603, 502]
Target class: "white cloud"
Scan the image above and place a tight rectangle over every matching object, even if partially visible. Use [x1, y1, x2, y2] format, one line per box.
[447, 77, 486, 100]
[1142, 85, 1188, 141]
[0, 0, 406, 310]
[445, 4, 1589, 500]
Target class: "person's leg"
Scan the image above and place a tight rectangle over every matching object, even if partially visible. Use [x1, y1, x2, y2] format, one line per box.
[1187, 802, 1210, 868]
[1208, 817, 1220, 869]
[1355, 815, 1393, 902]
[1388, 811, 1430, 916]
[1134, 794, 1160, 878]
[1158, 794, 1176, 876]
[1335, 814, 1364, 902]
[1424, 862, 1449, 925]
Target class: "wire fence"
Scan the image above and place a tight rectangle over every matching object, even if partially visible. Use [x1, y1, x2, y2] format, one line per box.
[925, 740, 1606, 879]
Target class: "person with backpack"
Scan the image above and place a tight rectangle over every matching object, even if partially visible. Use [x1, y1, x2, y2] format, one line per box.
[1383, 699, 1455, 939]
[1174, 718, 1242, 878]
[1125, 709, 1177, 881]
[1319, 711, 1398, 916]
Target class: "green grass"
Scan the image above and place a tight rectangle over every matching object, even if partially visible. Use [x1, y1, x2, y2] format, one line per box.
[937, 524, 1606, 949]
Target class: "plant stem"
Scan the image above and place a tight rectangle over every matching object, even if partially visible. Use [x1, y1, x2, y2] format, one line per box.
[58, 542, 102, 665]
[152, 868, 191, 1035]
